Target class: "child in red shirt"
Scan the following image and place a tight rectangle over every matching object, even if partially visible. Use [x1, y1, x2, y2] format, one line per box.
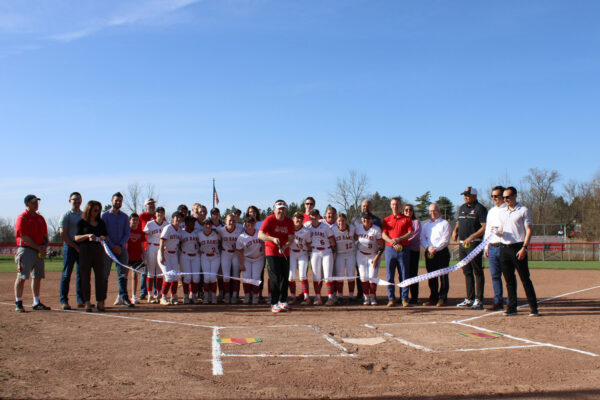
[127, 214, 144, 304]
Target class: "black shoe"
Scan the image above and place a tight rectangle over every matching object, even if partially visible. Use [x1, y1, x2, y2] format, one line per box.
[408, 299, 419, 305]
[122, 297, 134, 308]
[62, 303, 72, 310]
[32, 303, 51, 311]
[15, 301, 25, 313]
[139, 294, 147, 300]
[503, 308, 517, 316]
[77, 303, 85, 308]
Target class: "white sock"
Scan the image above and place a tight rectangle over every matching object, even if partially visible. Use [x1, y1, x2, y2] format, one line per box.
[16, 297, 22, 302]
[33, 296, 40, 305]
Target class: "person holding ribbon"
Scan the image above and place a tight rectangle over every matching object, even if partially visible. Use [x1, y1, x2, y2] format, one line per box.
[452, 187, 487, 310]
[420, 204, 452, 307]
[236, 217, 265, 304]
[381, 197, 413, 307]
[75, 200, 108, 312]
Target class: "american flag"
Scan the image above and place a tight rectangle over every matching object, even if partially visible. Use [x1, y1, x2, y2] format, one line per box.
[213, 181, 219, 205]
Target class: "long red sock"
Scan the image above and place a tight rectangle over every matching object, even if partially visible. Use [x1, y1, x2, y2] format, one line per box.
[234, 280, 241, 294]
[326, 282, 333, 296]
[348, 280, 355, 296]
[313, 281, 320, 296]
[162, 281, 171, 296]
[218, 277, 224, 295]
[252, 286, 259, 296]
[301, 280, 309, 295]
[203, 282, 210, 294]
[243, 283, 251, 295]
[223, 281, 230, 295]
[336, 281, 343, 296]
[370, 283, 377, 296]
[361, 282, 370, 296]
[191, 283, 199, 293]
[171, 281, 178, 295]
[156, 278, 163, 294]
[182, 282, 190, 294]
[289, 281, 296, 297]
[146, 277, 154, 295]
[211, 282, 217, 294]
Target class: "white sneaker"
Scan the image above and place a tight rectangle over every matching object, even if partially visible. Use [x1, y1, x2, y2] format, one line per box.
[211, 293, 218, 305]
[252, 294, 259, 305]
[471, 299, 483, 310]
[183, 294, 190, 305]
[279, 302, 290, 312]
[363, 295, 370, 305]
[160, 297, 170, 305]
[243, 294, 251, 304]
[271, 304, 283, 313]
[370, 294, 378, 306]
[170, 295, 178, 305]
[313, 296, 322, 305]
[131, 295, 139, 305]
[114, 297, 123, 306]
[457, 298, 474, 308]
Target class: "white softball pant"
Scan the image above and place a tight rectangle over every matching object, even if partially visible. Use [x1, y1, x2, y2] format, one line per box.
[146, 245, 161, 277]
[335, 251, 356, 280]
[160, 252, 179, 283]
[243, 257, 265, 282]
[289, 251, 309, 281]
[311, 250, 334, 282]
[180, 253, 201, 283]
[201, 254, 220, 283]
[220, 250, 240, 283]
[356, 251, 377, 282]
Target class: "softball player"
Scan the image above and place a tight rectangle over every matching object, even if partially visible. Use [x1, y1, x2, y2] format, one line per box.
[198, 219, 220, 304]
[355, 212, 384, 306]
[143, 207, 168, 303]
[236, 217, 265, 304]
[289, 211, 312, 305]
[180, 216, 201, 304]
[218, 214, 243, 304]
[159, 212, 183, 305]
[306, 209, 337, 305]
[332, 213, 356, 304]
[323, 205, 337, 229]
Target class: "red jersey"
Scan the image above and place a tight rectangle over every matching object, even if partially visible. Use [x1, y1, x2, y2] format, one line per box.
[259, 214, 295, 257]
[15, 210, 47, 247]
[382, 214, 413, 247]
[127, 226, 144, 261]
[139, 211, 155, 251]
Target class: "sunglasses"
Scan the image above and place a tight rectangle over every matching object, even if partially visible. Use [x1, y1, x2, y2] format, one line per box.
[491, 195, 502, 199]
[404, 208, 413, 211]
[503, 195, 513, 200]
[305, 202, 314, 206]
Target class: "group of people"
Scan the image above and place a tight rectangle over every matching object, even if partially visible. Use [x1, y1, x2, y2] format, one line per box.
[13, 185, 538, 316]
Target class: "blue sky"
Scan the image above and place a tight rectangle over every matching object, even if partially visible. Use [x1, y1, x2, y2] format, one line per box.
[1, 0, 599, 220]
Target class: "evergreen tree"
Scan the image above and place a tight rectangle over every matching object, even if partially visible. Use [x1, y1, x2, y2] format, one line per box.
[436, 196, 455, 221]
[414, 191, 431, 220]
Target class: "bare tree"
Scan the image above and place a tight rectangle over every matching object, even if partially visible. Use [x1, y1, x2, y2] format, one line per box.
[0, 217, 15, 242]
[46, 216, 62, 243]
[329, 170, 369, 220]
[520, 168, 560, 225]
[124, 182, 160, 214]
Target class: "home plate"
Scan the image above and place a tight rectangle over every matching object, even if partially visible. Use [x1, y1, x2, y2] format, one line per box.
[342, 337, 386, 345]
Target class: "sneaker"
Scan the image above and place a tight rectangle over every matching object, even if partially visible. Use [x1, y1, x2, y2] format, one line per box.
[363, 296, 370, 305]
[386, 300, 395, 307]
[528, 310, 540, 317]
[370, 295, 378, 306]
[32, 302, 51, 311]
[224, 294, 231, 304]
[62, 303, 72, 311]
[471, 299, 483, 310]
[15, 301, 25, 313]
[243, 294, 251, 304]
[170, 295, 179, 305]
[122, 297, 134, 308]
[457, 299, 474, 308]
[325, 297, 335, 306]
[313, 296, 322, 306]
[279, 302, 290, 312]
[114, 297, 123, 306]
[131, 296, 139, 305]
[504, 308, 517, 316]
[271, 304, 283, 313]
[160, 297, 170, 305]
[252, 295, 259, 305]
[301, 297, 311, 305]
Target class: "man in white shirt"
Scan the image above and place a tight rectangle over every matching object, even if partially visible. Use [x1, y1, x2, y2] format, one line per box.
[483, 186, 508, 311]
[420, 204, 451, 307]
[499, 186, 538, 316]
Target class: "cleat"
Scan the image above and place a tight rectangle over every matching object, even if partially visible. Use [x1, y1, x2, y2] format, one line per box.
[504, 308, 517, 316]
[183, 295, 190, 305]
[160, 297, 170, 305]
[471, 299, 483, 310]
[252, 294, 259, 305]
[279, 302, 290, 312]
[325, 297, 335, 306]
[243, 294, 251, 304]
[457, 299, 474, 308]
[271, 304, 283, 313]
[528, 311, 540, 317]
[300, 297, 311, 306]
[370, 295, 377, 306]
[32, 303, 51, 310]
[363, 296, 370, 305]
[15, 301, 25, 313]
[211, 293, 218, 305]
[203, 293, 210, 304]
[486, 303, 503, 312]
[114, 297, 123, 306]
[313, 296, 322, 306]
[131, 296, 139, 305]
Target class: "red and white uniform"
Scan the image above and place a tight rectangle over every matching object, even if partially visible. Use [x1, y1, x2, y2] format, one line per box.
[236, 230, 265, 289]
[289, 226, 312, 282]
[218, 225, 243, 283]
[198, 230, 220, 283]
[160, 224, 181, 283]
[144, 219, 168, 277]
[307, 222, 334, 283]
[333, 225, 356, 280]
[355, 224, 382, 282]
[180, 229, 201, 284]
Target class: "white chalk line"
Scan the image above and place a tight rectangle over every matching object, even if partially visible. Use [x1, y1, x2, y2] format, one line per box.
[453, 321, 598, 357]
[307, 324, 352, 354]
[212, 327, 224, 376]
[369, 321, 440, 326]
[448, 344, 545, 353]
[364, 324, 436, 352]
[222, 353, 355, 358]
[457, 284, 600, 323]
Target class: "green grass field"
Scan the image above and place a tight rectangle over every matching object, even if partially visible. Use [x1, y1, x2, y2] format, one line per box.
[0, 255, 598, 274]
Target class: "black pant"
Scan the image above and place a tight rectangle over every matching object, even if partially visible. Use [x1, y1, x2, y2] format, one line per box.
[500, 243, 537, 313]
[266, 256, 290, 305]
[79, 242, 106, 302]
[425, 247, 450, 302]
[459, 244, 484, 301]
[407, 250, 420, 301]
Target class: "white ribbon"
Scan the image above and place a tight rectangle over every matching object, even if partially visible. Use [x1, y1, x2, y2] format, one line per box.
[397, 228, 497, 288]
[101, 240, 262, 286]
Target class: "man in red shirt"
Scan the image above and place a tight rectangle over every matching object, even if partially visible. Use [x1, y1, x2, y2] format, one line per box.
[138, 198, 156, 300]
[382, 197, 414, 307]
[259, 200, 295, 313]
[14, 195, 51, 312]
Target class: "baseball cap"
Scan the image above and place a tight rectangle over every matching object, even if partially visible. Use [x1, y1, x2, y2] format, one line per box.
[360, 212, 372, 219]
[24, 194, 40, 204]
[274, 200, 288, 209]
[144, 198, 156, 206]
[460, 187, 478, 196]
[293, 211, 304, 219]
[309, 209, 320, 216]
[156, 206, 165, 213]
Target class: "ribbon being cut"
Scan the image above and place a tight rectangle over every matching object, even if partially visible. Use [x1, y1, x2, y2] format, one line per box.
[100, 240, 262, 286]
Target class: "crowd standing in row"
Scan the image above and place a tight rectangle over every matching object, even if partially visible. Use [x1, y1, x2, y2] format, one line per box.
[12, 185, 538, 316]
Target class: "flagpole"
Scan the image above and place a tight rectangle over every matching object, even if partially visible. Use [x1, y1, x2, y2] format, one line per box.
[212, 178, 215, 210]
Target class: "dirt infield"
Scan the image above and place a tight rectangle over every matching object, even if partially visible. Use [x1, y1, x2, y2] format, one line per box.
[1, 268, 599, 399]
